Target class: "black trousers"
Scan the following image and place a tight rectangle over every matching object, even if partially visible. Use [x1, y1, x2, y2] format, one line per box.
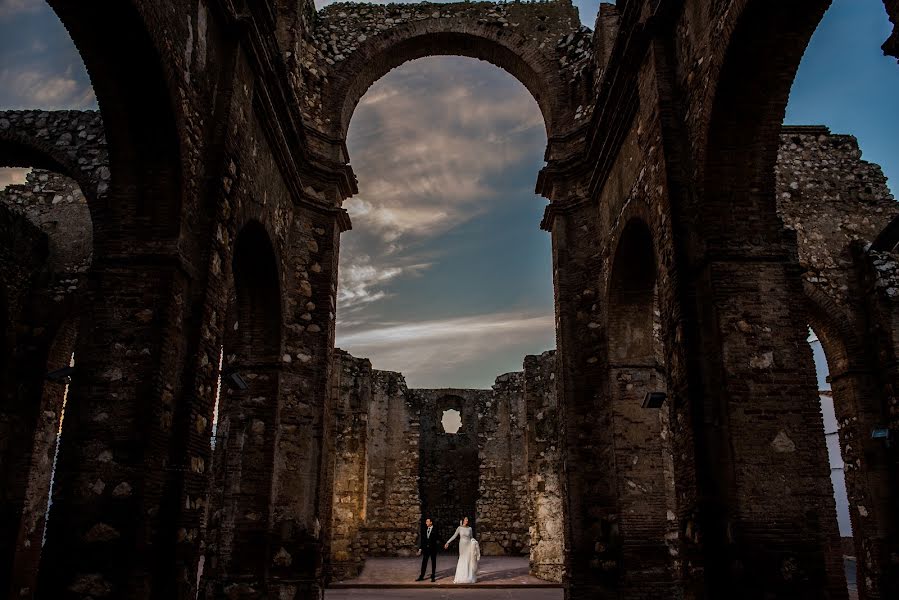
[420, 548, 436, 577]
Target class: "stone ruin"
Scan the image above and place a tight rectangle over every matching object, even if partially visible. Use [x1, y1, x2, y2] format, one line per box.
[2, 1, 899, 598]
[327, 349, 564, 582]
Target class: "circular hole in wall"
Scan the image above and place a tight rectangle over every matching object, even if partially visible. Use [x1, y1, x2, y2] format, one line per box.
[441, 408, 462, 434]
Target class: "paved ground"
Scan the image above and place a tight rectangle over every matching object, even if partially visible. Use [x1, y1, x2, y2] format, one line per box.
[327, 555, 857, 598]
[329, 556, 557, 589]
[326, 591, 563, 600]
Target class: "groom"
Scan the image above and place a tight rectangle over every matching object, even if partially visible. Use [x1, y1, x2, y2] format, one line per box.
[415, 517, 438, 582]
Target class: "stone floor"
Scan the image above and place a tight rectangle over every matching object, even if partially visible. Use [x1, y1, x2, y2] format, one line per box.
[329, 556, 558, 589]
[326, 591, 562, 600]
[327, 555, 856, 599]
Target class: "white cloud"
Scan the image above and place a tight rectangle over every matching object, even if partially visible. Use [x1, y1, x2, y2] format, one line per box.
[345, 59, 545, 246]
[0, 66, 96, 109]
[335, 310, 555, 388]
[336, 57, 552, 386]
[337, 254, 432, 310]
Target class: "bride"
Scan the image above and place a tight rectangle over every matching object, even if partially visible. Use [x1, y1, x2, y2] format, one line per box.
[444, 517, 480, 583]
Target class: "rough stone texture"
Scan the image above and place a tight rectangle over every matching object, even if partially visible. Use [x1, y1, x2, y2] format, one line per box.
[523, 351, 565, 583]
[358, 368, 420, 559]
[325, 352, 567, 582]
[776, 126, 899, 311]
[0, 111, 107, 206]
[299, 1, 590, 136]
[1, 2, 899, 599]
[327, 350, 372, 580]
[416, 388, 488, 548]
[476, 372, 529, 557]
[0, 168, 91, 598]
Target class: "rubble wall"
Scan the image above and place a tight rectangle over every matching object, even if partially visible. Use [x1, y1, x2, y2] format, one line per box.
[415, 388, 486, 546]
[358, 369, 420, 557]
[524, 351, 566, 582]
[476, 372, 529, 556]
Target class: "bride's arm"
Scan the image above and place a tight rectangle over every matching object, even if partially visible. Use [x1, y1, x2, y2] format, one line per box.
[444, 527, 460, 548]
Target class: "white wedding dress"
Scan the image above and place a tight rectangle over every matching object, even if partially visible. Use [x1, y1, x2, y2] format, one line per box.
[446, 525, 480, 583]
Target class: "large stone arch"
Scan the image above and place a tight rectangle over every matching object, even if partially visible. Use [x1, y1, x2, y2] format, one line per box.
[44, 1, 184, 240]
[28, 4, 205, 598]
[674, 1, 846, 597]
[312, 1, 590, 144]
[700, 0, 830, 251]
[0, 111, 108, 216]
[802, 281, 899, 599]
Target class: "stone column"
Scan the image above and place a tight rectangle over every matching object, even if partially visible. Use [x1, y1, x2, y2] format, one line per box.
[541, 193, 610, 598]
[204, 358, 283, 596]
[829, 366, 897, 600]
[660, 206, 847, 598]
[854, 247, 899, 598]
[606, 364, 674, 593]
[326, 351, 372, 581]
[35, 254, 200, 599]
[266, 207, 348, 598]
[523, 351, 565, 582]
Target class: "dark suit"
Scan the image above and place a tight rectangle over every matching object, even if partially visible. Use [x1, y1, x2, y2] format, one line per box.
[419, 523, 438, 579]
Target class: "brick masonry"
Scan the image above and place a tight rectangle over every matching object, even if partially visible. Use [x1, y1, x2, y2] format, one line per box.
[1, 1, 898, 599]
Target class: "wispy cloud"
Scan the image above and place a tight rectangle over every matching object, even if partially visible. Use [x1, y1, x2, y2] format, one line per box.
[0, 66, 96, 109]
[345, 59, 544, 245]
[336, 310, 555, 387]
[338, 254, 432, 310]
[338, 57, 546, 322]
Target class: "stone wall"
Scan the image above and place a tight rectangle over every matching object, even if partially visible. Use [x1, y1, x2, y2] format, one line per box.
[358, 369, 420, 557]
[776, 126, 899, 311]
[477, 372, 529, 556]
[524, 351, 566, 582]
[414, 388, 486, 546]
[0, 168, 91, 596]
[327, 350, 371, 580]
[1, 169, 92, 276]
[325, 351, 567, 580]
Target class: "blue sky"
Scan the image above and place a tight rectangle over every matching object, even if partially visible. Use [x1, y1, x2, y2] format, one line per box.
[1, 0, 897, 389]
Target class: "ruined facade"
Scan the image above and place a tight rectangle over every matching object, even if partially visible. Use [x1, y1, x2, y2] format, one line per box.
[325, 350, 561, 582]
[1, 1, 898, 599]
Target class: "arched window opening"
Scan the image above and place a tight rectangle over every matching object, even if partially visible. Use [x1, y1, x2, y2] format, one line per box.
[328, 52, 556, 582]
[201, 221, 283, 594]
[606, 218, 679, 592]
[210, 345, 224, 450]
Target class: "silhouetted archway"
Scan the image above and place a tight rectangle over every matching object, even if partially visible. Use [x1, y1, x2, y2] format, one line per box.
[202, 220, 283, 595]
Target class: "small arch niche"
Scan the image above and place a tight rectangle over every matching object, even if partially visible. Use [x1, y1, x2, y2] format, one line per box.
[441, 409, 462, 434]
